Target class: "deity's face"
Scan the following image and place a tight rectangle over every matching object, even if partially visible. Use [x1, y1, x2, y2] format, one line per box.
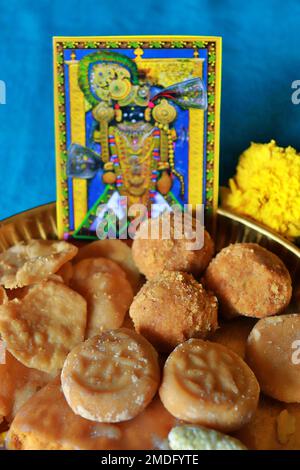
[120, 105, 146, 124]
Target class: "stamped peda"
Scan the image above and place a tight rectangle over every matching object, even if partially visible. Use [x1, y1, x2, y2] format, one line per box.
[71, 258, 134, 337]
[159, 339, 260, 432]
[61, 328, 160, 423]
[0, 240, 78, 289]
[246, 314, 300, 402]
[129, 271, 218, 353]
[0, 280, 87, 373]
[75, 239, 141, 292]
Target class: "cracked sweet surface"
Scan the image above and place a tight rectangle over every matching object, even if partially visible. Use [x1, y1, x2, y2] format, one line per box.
[132, 213, 214, 280]
[0, 280, 87, 373]
[246, 314, 300, 403]
[204, 243, 292, 318]
[75, 239, 141, 293]
[159, 339, 260, 432]
[71, 258, 134, 338]
[61, 328, 160, 423]
[129, 271, 218, 353]
[0, 240, 78, 289]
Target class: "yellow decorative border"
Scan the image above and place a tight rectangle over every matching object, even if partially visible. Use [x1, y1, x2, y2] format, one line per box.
[53, 35, 222, 238]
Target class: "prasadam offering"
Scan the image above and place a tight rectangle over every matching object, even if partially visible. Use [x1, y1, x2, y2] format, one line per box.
[0, 33, 300, 452]
[0, 222, 298, 450]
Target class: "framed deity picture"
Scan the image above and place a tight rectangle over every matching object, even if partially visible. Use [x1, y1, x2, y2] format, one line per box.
[53, 35, 222, 239]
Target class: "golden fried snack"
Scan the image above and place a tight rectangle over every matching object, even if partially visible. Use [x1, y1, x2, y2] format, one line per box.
[0, 349, 52, 422]
[61, 329, 160, 423]
[71, 258, 133, 338]
[246, 314, 300, 402]
[210, 317, 256, 358]
[56, 261, 73, 285]
[132, 213, 214, 280]
[159, 339, 260, 432]
[0, 286, 7, 304]
[7, 379, 175, 450]
[168, 425, 247, 450]
[129, 271, 218, 353]
[234, 396, 300, 450]
[75, 239, 141, 292]
[204, 243, 292, 318]
[0, 280, 87, 373]
[0, 240, 78, 289]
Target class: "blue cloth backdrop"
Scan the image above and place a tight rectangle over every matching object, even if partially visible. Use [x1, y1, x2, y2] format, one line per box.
[0, 0, 299, 219]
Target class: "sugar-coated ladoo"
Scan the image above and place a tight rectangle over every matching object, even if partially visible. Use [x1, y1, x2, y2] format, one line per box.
[159, 339, 260, 432]
[204, 243, 292, 318]
[246, 314, 300, 403]
[129, 271, 218, 353]
[132, 213, 214, 280]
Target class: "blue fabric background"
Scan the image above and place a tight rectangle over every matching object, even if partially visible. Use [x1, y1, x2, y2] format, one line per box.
[0, 0, 300, 219]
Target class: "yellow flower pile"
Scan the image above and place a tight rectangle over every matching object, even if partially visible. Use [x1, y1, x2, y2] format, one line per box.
[221, 140, 300, 240]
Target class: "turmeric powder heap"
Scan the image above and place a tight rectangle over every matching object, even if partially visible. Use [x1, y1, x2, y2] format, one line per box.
[222, 140, 300, 240]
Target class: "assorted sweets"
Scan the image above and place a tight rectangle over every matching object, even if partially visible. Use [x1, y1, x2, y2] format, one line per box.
[129, 271, 218, 353]
[0, 215, 298, 450]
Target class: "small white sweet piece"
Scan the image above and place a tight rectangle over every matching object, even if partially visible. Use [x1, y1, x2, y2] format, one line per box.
[168, 425, 247, 450]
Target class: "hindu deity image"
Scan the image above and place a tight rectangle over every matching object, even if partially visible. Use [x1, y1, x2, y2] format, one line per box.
[54, 38, 221, 239]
